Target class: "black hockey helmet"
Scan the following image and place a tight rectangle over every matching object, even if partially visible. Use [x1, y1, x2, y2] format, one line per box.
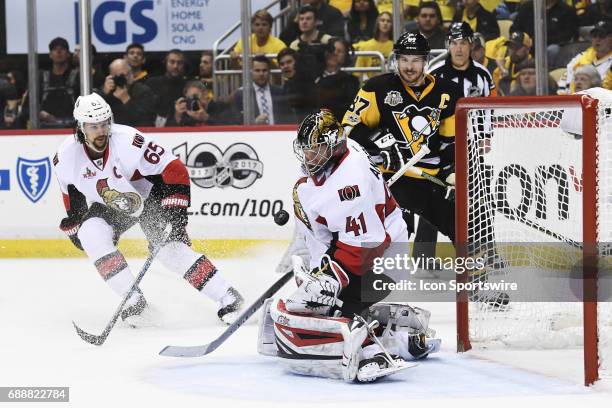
[447, 22, 474, 43]
[293, 109, 347, 176]
[393, 32, 430, 57]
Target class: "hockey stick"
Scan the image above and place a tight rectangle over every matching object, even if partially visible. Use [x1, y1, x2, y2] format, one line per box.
[159, 270, 294, 357]
[496, 206, 583, 249]
[387, 145, 431, 186]
[72, 240, 166, 346]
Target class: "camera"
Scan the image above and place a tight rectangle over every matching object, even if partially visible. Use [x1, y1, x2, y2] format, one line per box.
[112, 75, 127, 88]
[186, 95, 200, 111]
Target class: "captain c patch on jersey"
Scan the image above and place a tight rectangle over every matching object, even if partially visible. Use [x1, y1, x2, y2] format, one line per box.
[392, 104, 441, 144]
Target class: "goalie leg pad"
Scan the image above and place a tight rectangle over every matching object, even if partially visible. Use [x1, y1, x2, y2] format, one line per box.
[271, 299, 351, 380]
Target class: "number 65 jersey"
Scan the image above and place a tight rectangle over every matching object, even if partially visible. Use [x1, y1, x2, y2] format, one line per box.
[54, 123, 188, 218]
[293, 139, 408, 275]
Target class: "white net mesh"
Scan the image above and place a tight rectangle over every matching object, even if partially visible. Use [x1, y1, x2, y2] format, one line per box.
[462, 91, 612, 381]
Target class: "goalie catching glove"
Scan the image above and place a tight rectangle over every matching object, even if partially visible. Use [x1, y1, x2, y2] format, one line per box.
[285, 254, 350, 315]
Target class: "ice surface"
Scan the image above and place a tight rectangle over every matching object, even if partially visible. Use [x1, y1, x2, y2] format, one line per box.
[1, 249, 611, 407]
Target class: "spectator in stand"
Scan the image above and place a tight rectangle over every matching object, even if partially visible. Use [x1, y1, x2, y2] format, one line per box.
[124, 43, 148, 83]
[280, 0, 345, 45]
[1, 70, 27, 129]
[411, 1, 446, 50]
[346, 0, 379, 44]
[510, 59, 558, 95]
[471, 32, 497, 74]
[493, 31, 533, 96]
[290, 5, 333, 51]
[40, 37, 79, 128]
[166, 81, 230, 126]
[578, 0, 612, 27]
[147, 49, 187, 126]
[314, 38, 360, 121]
[73, 44, 105, 88]
[231, 55, 293, 125]
[453, 0, 500, 42]
[330, 0, 352, 17]
[603, 65, 612, 88]
[510, 0, 578, 69]
[573, 65, 603, 92]
[354, 11, 393, 78]
[290, 5, 333, 77]
[100, 59, 156, 127]
[558, 20, 612, 94]
[198, 51, 214, 101]
[231, 10, 286, 66]
[278, 47, 315, 122]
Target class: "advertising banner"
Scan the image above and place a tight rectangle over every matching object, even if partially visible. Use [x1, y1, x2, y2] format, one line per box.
[6, 0, 276, 54]
[0, 128, 297, 240]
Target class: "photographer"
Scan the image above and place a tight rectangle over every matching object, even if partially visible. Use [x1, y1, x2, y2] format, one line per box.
[167, 81, 229, 126]
[101, 58, 156, 127]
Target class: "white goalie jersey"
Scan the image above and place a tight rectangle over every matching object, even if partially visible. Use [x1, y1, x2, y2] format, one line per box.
[293, 139, 408, 275]
[54, 124, 183, 217]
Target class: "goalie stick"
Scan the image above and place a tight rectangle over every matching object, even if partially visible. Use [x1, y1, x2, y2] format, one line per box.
[73, 239, 166, 346]
[159, 270, 294, 357]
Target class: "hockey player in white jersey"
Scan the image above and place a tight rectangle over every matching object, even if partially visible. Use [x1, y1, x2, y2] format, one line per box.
[259, 110, 440, 382]
[54, 93, 243, 324]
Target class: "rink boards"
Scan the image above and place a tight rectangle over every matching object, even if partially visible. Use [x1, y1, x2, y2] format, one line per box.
[0, 127, 298, 257]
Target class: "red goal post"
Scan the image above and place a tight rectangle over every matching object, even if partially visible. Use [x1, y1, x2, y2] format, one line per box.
[454, 94, 604, 386]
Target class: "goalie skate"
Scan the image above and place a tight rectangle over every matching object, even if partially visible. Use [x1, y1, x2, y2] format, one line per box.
[356, 354, 417, 382]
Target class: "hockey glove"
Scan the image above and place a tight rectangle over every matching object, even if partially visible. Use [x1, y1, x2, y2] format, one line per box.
[286, 255, 347, 315]
[160, 194, 190, 243]
[380, 143, 410, 172]
[437, 165, 455, 201]
[60, 217, 83, 250]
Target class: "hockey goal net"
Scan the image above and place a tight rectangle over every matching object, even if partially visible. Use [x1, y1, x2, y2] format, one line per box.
[455, 91, 612, 385]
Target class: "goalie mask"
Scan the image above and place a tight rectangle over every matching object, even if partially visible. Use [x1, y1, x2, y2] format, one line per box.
[293, 110, 347, 176]
[389, 32, 430, 75]
[73, 93, 113, 153]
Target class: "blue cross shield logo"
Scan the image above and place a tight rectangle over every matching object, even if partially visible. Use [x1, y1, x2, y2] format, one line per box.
[17, 157, 51, 203]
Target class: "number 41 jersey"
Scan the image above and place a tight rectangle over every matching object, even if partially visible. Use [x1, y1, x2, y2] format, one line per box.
[293, 139, 408, 275]
[53, 124, 183, 217]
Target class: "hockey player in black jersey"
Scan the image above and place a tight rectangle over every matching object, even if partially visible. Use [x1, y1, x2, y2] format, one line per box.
[416, 22, 496, 265]
[342, 31, 461, 243]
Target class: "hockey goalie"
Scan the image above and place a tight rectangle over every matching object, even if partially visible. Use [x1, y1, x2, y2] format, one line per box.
[258, 110, 441, 382]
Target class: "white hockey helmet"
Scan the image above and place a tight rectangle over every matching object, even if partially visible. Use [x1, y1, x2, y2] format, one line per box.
[73, 93, 113, 126]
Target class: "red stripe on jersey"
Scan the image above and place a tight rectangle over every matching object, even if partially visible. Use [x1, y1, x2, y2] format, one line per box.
[311, 147, 351, 187]
[161, 194, 189, 208]
[316, 215, 328, 226]
[184, 256, 217, 290]
[62, 193, 71, 211]
[275, 322, 344, 347]
[333, 234, 391, 276]
[130, 169, 144, 181]
[94, 251, 128, 281]
[162, 159, 190, 185]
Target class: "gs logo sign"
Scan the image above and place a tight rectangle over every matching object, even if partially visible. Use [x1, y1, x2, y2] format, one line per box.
[173, 142, 264, 189]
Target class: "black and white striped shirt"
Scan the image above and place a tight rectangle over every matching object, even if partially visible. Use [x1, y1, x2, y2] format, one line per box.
[428, 57, 496, 97]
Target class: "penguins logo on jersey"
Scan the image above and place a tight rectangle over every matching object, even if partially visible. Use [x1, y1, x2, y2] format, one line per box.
[392, 104, 441, 150]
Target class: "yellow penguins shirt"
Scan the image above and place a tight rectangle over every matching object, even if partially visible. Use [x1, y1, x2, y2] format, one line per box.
[341, 72, 461, 179]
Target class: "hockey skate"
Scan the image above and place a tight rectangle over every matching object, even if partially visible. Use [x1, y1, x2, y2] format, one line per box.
[217, 287, 244, 325]
[357, 353, 417, 382]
